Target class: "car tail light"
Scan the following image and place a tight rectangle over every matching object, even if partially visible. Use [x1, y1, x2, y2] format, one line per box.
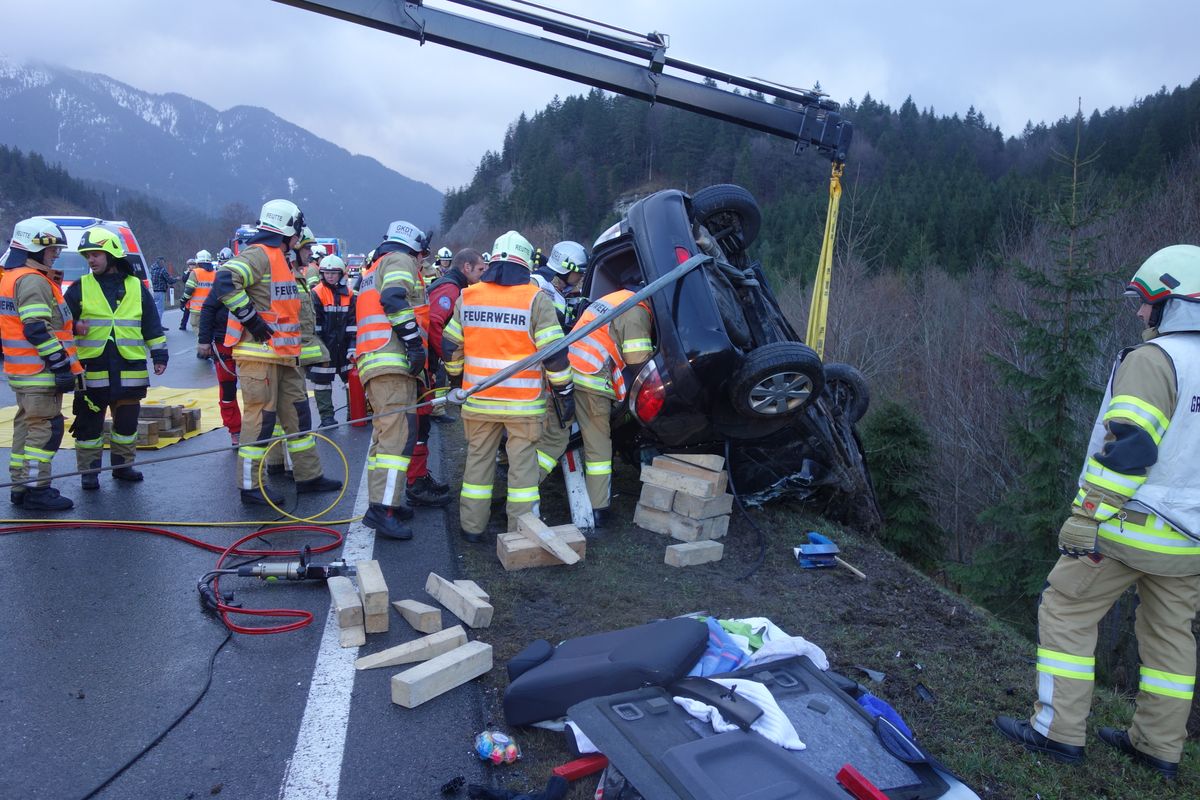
[630, 360, 665, 424]
[675, 246, 691, 264]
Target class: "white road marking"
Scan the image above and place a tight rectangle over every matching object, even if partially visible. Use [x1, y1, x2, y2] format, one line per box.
[279, 453, 373, 800]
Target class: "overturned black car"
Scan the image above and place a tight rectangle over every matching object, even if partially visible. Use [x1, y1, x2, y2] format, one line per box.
[581, 184, 879, 530]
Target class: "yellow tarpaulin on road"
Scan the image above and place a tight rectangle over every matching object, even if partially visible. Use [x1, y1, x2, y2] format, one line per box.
[0, 385, 224, 449]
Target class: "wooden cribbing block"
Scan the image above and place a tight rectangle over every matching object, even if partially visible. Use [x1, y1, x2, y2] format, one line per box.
[182, 407, 201, 432]
[158, 425, 184, 439]
[454, 580, 489, 601]
[673, 490, 734, 520]
[497, 528, 587, 571]
[426, 573, 494, 628]
[365, 610, 389, 634]
[339, 625, 366, 648]
[137, 404, 174, 419]
[355, 625, 468, 670]
[641, 458, 726, 499]
[327, 576, 363, 629]
[390, 641, 493, 708]
[515, 514, 581, 565]
[168, 406, 184, 429]
[355, 560, 389, 614]
[634, 504, 729, 542]
[638, 483, 676, 512]
[665, 540, 724, 567]
[393, 599, 442, 633]
[666, 453, 726, 472]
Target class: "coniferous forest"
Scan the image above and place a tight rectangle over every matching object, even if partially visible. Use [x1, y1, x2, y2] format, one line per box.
[443, 78, 1200, 631]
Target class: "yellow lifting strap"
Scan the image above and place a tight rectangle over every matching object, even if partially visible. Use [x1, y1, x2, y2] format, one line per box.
[805, 161, 844, 360]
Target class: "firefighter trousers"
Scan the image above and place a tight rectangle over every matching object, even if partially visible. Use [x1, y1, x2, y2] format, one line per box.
[535, 408, 571, 480]
[10, 388, 64, 493]
[71, 390, 141, 473]
[235, 361, 322, 491]
[364, 372, 418, 508]
[460, 413, 541, 535]
[1030, 554, 1200, 761]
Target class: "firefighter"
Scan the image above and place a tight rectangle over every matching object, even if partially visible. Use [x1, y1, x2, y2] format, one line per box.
[434, 246, 453, 277]
[354, 219, 437, 539]
[180, 249, 216, 338]
[443, 231, 574, 542]
[536, 267, 653, 530]
[197, 274, 240, 445]
[177, 257, 196, 331]
[0, 217, 81, 510]
[995, 245, 1200, 781]
[530, 240, 587, 329]
[310, 255, 356, 428]
[304, 243, 326, 291]
[64, 228, 168, 489]
[214, 199, 342, 506]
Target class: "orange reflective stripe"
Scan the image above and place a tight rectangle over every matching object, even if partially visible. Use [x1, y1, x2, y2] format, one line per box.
[460, 282, 541, 402]
[188, 266, 215, 311]
[568, 289, 646, 401]
[313, 283, 350, 310]
[0, 267, 82, 376]
[223, 245, 302, 356]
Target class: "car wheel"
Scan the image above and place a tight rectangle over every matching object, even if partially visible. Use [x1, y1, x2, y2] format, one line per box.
[692, 184, 761, 253]
[822, 363, 870, 423]
[730, 342, 824, 418]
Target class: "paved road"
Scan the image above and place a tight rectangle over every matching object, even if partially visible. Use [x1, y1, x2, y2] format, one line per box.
[0, 310, 487, 800]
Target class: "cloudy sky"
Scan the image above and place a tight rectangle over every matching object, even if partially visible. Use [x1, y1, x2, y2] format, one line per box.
[3, 0, 1197, 191]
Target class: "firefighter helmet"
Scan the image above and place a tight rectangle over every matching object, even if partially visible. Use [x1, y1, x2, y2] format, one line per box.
[257, 199, 305, 237]
[10, 217, 67, 253]
[385, 220, 427, 253]
[1127, 245, 1200, 304]
[546, 241, 587, 276]
[78, 227, 126, 259]
[491, 231, 534, 269]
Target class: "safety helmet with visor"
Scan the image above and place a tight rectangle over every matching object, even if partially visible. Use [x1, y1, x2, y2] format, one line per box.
[78, 227, 126, 259]
[257, 199, 305, 237]
[10, 217, 67, 254]
[1126, 244, 1200, 329]
[546, 240, 587, 277]
[490, 231, 534, 269]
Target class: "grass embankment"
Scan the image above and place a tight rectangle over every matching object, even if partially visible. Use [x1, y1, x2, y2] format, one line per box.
[438, 428, 1197, 800]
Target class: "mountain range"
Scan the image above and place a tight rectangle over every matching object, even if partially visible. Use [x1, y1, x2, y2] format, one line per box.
[0, 57, 442, 250]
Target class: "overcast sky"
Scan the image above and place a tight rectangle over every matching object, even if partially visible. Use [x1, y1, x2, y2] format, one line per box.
[3, 0, 1197, 191]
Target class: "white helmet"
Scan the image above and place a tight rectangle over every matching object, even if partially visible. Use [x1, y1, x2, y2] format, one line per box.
[318, 254, 346, 275]
[218, 247, 234, 262]
[491, 231, 534, 269]
[547, 241, 587, 276]
[186, 258, 197, 266]
[195, 249, 213, 263]
[296, 226, 316, 248]
[385, 220, 427, 252]
[9, 217, 67, 253]
[311, 243, 328, 260]
[437, 246, 452, 262]
[257, 199, 305, 237]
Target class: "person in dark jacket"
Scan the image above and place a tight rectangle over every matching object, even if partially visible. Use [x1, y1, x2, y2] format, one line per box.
[64, 228, 168, 489]
[149, 257, 177, 317]
[197, 282, 241, 444]
[308, 255, 357, 427]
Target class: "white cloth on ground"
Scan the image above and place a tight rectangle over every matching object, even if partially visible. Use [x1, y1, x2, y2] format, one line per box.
[672, 678, 806, 750]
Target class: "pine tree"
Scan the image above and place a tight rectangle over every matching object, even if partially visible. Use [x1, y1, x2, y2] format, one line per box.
[861, 401, 945, 568]
[962, 108, 1114, 619]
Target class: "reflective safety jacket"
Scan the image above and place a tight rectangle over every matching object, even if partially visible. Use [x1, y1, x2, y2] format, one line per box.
[73, 272, 165, 389]
[221, 244, 303, 363]
[354, 251, 427, 383]
[1079, 333, 1200, 575]
[185, 265, 215, 312]
[313, 281, 356, 374]
[295, 274, 329, 366]
[0, 265, 81, 389]
[443, 281, 569, 417]
[568, 289, 653, 400]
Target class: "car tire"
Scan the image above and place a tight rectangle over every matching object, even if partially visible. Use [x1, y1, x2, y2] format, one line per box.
[692, 184, 761, 253]
[822, 363, 870, 423]
[730, 342, 824, 418]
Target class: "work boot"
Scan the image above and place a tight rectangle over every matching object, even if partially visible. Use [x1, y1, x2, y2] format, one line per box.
[81, 471, 100, 491]
[425, 474, 451, 493]
[430, 413, 456, 425]
[241, 485, 286, 508]
[10, 489, 25, 506]
[22, 487, 74, 512]
[363, 503, 413, 540]
[265, 462, 291, 477]
[1097, 728, 1178, 780]
[295, 475, 342, 494]
[319, 416, 336, 429]
[591, 508, 611, 530]
[461, 529, 484, 544]
[111, 454, 143, 482]
[406, 475, 451, 507]
[993, 716, 1084, 764]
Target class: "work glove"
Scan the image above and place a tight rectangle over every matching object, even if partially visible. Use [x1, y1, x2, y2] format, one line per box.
[243, 313, 274, 343]
[554, 385, 575, 426]
[405, 342, 427, 377]
[53, 368, 76, 394]
[1058, 515, 1099, 558]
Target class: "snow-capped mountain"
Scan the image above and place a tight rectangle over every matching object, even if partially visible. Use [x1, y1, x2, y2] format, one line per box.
[0, 57, 443, 249]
